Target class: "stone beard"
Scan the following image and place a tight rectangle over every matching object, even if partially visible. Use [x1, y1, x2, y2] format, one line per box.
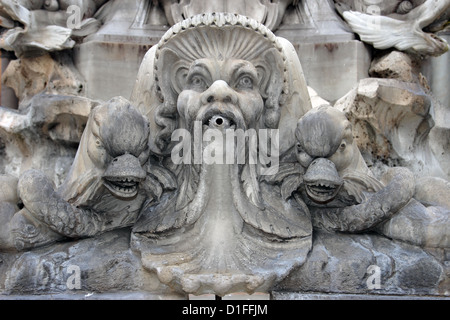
[131, 13, 312, 296]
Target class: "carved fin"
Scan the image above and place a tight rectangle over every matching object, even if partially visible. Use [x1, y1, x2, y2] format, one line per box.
[342, 6, 450, 56]
[147, 164, 177, 191]
[233, 167, 311, 240]
[176, 165, 199, 211]
[241, 164, 264, 209]
[281, 174, 303, 201]
[141, 176, 162, 201]
[133, 192, 179, 234]
[343, 171, 384, 204]
[262, 162, 304, 184]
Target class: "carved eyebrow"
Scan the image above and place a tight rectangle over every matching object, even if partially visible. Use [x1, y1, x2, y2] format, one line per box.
[188, 61, 213, 80]
[230, 62, 258, 82]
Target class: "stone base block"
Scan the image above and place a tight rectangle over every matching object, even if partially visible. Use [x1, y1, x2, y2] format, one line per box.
[1, 229, 448, 298]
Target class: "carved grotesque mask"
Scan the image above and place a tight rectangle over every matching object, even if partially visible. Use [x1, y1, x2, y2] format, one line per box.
[177, 58, 264, 132]
[152, 13, 288, 151]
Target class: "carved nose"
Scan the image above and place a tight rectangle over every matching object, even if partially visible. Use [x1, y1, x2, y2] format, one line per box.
[201, 80, 238, 104]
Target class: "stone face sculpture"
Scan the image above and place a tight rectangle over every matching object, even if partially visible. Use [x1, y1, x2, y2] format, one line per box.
[0, 97, 165, 251]
[335, 0, 450, 56]
[130, 12, 313, 296]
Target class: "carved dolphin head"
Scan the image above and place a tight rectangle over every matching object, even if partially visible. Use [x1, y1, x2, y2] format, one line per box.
[61, 97, 151, 203]
[295, 106, 382, 204]
[94, 98, 150, 199]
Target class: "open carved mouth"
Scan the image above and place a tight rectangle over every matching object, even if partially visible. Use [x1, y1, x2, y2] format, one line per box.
[103, 177, 141, 198]
[101, 153, 146, 199]
[303, 158, 344, 204]
[203, 114, 236, 130]
[197, 105, 245, 131]
[305, 180, 342, 203]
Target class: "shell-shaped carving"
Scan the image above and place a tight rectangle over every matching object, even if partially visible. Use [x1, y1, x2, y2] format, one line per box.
[153, 12, 289, 102]
[397, 1, 413, 14]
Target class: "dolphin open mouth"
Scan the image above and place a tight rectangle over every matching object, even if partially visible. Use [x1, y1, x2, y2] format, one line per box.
[305, 180, 342, 203]
[303, 158, 344, 203]
[102, 153, 146, 199]
[103, 177, 141, 198]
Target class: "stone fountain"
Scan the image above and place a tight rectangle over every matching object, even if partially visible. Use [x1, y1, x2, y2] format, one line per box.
[0, 0, 448, 299]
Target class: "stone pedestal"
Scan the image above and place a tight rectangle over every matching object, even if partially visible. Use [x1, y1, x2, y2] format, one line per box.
[74, 0, 372, 104]
[293, 40, 371, 103]
[275, 0, 372, 102]
[422, 31, 450, 109]
[1, 229, 447, 298]
[73, 0, 168, 101]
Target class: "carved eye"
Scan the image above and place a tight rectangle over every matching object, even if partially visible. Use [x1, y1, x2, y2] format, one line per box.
[296, 143, 313, 167]
[189, 75, 208, 91]
[340, 142, 347, 150]
[236, 76, 253, 89]
[95, 139, 103, 148]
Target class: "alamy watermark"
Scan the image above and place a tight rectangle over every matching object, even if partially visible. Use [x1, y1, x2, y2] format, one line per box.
[364, 0, 382, 31]
[66, 264, 81, 290]
[366, 265, 382, 290]
[66, 5, 82, 30]
[171, 121, 279, 175]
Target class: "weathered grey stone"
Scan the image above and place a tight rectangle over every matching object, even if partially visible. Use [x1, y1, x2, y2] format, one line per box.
[0, 51, 18, 110]
[268, 105, 450, 249]
[334, 0, 426, 16]
[422, 31, 450, 109]
[294, 40, 371, 103]
[276, 0, 355, 43]
[335, 77, 448, 180]
[0, 0, 108, 57]
[369, 50, 419, 82]
[275, 230, 449, 296]
[0, 94, 97, 185]
[422, 32, 450, 179]
[0, 3, 448, 300]
[271, 0, 371, 103]
[0, 97, 159, 252]
[131, 13, 313, 297]
[1, 52, 85, 107]
[0, 228, 178, 296]
[73, 0, 168, 101]
[272, 292, 450, 300]
[161, 0, 293, 31]
[376, 199, 450, 248]
[73, 41, 154, 101]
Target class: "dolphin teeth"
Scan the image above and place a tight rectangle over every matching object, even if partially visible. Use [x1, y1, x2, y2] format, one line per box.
[103, 177, 139, 198]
